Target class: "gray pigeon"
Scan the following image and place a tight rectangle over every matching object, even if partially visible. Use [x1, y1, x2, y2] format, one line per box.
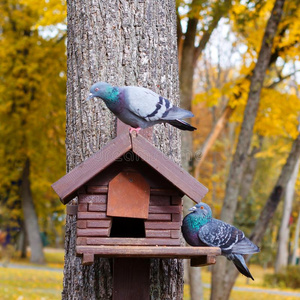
[87, 82, 196, 132]
[182, 202, 260, 280]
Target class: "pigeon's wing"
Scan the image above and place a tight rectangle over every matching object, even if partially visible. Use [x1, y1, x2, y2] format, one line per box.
[231, 237, 260, 254]
[123, 86, 193, 122]
[198, 219, 244, 252]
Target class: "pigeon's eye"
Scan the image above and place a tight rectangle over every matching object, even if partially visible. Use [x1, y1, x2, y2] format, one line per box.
[94, 88, 99, 92]
[200, 206, 204, 210]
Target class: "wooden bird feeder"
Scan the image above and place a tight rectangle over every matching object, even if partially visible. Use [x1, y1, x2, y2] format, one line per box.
[52, 122, 221, 299]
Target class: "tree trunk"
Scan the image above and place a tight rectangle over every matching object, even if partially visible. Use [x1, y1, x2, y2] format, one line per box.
[16, 223, 27, 258]
[214, 133, 300, 300]
[238, 139, 263, 201]
[194, 106, 233, 178]
[63, 1, 183, 299]
[21, 158, 45, 264]
[211, 1, 285, 299]
[275, 158, 300, 272]
[188, 265, 203, 300]
[20, 224, 27, 258]
[291, 210, 300, 265]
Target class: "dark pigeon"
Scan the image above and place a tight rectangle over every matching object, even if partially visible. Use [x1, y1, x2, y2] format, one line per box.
[87, 82, 196, 132]
[182, 202, 259, 280]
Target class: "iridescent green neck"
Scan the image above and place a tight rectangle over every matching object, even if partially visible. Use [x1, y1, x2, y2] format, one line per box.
[102, 86, 119, 103]
[187, 212, 210, 230]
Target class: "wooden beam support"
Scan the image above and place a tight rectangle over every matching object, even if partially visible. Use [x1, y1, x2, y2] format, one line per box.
[76, 245, 221, 258]
[85, 237, 181, 246]
[82, 253, 94, 265]
[113, 258, 150, 300]
[190, 255, 217, 267]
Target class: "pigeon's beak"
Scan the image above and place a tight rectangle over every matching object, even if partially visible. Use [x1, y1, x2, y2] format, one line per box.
[87, 93, 94, 101]
[189, 206, 197, 212]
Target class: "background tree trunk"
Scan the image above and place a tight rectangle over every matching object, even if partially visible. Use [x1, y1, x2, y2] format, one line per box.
[63, 1, 183, 299]
[291, 210, 300, 265]
[20, 224, 27, 259]
[21, 158, 45, 264]
[275, 158, 300, 272]
[211, 1, 285, 299]
[215, 133, 300, 300]
[238, 138, 263, 201]
[250, 137, 300, 246]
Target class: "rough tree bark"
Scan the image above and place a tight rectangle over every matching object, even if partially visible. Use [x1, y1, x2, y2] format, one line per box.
[21, 158, 45, 264]
[63, 1, 183, 299]
[210, 1, 286, 299]
[275, 158, 300, 272]
[217, 133, 300, 300]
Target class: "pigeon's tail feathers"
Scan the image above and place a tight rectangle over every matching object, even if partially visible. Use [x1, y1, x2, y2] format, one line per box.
[163, 106, 194, 120]
[232, 237, 260, 255]
[227, 254, 254, 280]
[167, 119, 197, 131]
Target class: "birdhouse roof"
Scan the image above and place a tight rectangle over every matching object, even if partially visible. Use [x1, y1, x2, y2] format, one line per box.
[52, 133, 208, 204]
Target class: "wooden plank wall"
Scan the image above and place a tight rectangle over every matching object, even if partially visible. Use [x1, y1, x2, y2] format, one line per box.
[77, 193, 112, 245]
[76, 188, 182, 247]
[145, 193, 182, 246]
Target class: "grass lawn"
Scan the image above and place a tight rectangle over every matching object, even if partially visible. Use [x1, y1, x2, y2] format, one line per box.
[0, 248, 64, 300]
[0, 267, 63, 300]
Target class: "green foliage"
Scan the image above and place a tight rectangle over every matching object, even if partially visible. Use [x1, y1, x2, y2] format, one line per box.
[264, 266, 300, 289]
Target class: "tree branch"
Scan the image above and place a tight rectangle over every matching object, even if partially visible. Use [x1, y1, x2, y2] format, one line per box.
[266, 70, 300, 89]
[194, 106, 234, 179]
[193, 0, 232, 64]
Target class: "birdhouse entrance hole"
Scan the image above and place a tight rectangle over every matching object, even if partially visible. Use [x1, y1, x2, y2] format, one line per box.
[110, 217, 145, 238]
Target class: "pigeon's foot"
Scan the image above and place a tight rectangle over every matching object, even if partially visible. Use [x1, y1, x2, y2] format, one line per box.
[129, 127, 141, 134]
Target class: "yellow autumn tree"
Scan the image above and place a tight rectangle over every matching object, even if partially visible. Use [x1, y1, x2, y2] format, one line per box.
[0, 0, 66, 263]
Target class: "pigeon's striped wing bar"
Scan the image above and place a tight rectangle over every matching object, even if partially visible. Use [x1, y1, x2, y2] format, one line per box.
[124, 86, 169, 121]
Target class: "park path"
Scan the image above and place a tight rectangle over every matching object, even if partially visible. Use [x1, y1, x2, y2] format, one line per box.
[202, 283, 300, 298]
[4, 263, 63, 272]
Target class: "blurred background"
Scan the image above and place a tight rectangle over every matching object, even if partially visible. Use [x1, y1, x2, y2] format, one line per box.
[0, 0, 300, 299]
